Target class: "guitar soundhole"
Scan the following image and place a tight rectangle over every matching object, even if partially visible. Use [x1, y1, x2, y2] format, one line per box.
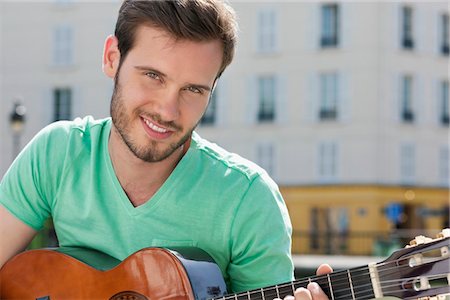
[109, 291, 148, 300]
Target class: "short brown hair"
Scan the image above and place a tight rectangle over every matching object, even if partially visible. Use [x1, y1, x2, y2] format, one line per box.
[115, 0, 238, 77]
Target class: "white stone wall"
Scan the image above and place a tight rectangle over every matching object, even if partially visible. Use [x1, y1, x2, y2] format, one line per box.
[0, 1, 448, 189]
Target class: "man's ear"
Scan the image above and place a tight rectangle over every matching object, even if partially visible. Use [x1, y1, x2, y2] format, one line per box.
[102, 35, 121, 79]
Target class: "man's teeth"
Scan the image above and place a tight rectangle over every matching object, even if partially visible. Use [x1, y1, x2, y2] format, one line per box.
[144, 119, 168, 133]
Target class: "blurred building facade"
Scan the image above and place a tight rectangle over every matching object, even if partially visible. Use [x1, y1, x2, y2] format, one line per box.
[0, 1, 449, 255]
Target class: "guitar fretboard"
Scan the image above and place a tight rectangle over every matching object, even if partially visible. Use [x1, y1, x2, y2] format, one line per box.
[213, 265, 375, 300]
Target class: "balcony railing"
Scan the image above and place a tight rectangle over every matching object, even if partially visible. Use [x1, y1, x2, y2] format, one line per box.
[292, 229, 442, 256]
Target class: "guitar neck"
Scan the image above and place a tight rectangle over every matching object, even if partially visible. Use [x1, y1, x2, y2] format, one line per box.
[214, 265, 375, 300]
[214, 233, 450, 300]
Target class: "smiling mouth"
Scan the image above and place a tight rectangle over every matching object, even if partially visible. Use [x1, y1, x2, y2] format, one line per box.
[141, 117, 171, 134]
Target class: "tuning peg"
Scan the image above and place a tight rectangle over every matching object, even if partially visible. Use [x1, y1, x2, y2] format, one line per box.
[437, 228, 450, 238]
[409, 235, 432, 246]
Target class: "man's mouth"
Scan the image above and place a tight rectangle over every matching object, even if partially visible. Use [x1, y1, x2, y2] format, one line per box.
[142, 117, 169, 133]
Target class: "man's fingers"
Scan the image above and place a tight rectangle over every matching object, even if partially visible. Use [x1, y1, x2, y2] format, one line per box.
[316, 263, 333, 276]
[275, 282, 330, 300]
[274, 265, 333, 300]
[293, 287, 312, 300]
[306, 282, 329, 300]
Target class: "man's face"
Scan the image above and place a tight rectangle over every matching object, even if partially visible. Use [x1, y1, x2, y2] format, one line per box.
[107, 26, 223, 162]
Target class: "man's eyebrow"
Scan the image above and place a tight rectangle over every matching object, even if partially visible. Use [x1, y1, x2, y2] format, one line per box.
[135, 65, 167, 78]
[189, 83, 212, 92]
[134, 65, 212, 92]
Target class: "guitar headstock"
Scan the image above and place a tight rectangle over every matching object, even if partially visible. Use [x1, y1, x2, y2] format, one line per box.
[376, 229, 450, 300]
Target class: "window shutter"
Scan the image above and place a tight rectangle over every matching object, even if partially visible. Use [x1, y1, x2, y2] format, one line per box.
[43, 87, 53, 124]
[245, 75, 257, 125]
[433, 78, 440, 126]
[275, 74, 288, 125]
[215, 78, 228, 127]
[306, 73, 319, 123]
[306, 4, 319, 51]
[72, 86, 81, 120]
[414, 74, 424, 125]
[440, 145, 450, 186]
[340, 3, 350, 49]
[338, 72, 351, 123]
[273, 8, 280, 53]
[396, 74, 404, 123]
[393, 3, 402, 51]
[432, 11, 440, 56]
[416, 7, 425, 53]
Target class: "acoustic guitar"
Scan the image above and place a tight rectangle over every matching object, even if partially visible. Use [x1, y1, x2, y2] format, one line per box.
[1, 229, 449, 300]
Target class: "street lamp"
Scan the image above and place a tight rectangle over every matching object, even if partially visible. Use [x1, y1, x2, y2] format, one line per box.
[9, 100, 26, 160]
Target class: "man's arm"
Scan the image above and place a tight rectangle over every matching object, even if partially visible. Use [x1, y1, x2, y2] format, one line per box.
[0, 205, 37, 268]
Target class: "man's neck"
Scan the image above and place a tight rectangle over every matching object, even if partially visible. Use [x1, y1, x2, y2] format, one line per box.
[108, 126, 186, 207]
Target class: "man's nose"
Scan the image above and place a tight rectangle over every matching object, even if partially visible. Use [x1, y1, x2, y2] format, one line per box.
[154, 88, 180, 121]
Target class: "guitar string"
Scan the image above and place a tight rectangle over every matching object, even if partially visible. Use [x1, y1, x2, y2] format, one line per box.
[214, 247, 450, 299]
[215, 273, 449, 300]
[327, 273, 450, 300]
[290, 253, 449, 290]
[213, 255, 449, 300]
[216, 266, 448, 300]
[348, 273, 450, 300]
[284, 273, 450, 300]
[213, 264, 375, 299]
[277, 255, 438, 291]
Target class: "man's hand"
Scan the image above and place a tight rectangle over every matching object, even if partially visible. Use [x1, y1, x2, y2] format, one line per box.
[274, 263, 333, 300]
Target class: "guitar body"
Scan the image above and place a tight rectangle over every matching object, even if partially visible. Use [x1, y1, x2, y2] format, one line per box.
[0, 247, 227, 300]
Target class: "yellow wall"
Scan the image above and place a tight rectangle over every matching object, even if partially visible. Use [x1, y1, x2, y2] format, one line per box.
[281, 185, 449, 255]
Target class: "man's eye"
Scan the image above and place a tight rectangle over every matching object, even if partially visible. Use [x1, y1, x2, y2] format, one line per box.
[145, 72, 160, 80]
[186, 86, 202, 94]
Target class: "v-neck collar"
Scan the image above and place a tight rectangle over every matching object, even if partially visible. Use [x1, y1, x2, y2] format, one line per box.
[102, 120, 195, 216]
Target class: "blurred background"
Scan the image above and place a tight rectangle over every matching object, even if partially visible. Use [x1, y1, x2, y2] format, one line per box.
[0, 0, 448, 275]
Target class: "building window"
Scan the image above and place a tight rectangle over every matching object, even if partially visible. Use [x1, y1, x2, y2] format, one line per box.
[257, 8, 277, 53]
[400, 144, 415, 184]
[200, 88, 218, 125]
[257, 75, 276, 122]
[440, 146, 449, 186]
[440, 81, 449, 125]
[319, 73, 339, 120]
[401, 6, 414, 50]
[318, 142, 338, 181]
[320, 4, 339, 48]
[401, 75, 414, 123]
[257, 143, 275, 176]
[441, 13, 450, 55]
[53, 88, 72, 121]
[53, 25, 74, 66]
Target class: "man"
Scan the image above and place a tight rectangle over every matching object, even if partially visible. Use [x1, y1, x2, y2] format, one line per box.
[0, 1, 331, 299]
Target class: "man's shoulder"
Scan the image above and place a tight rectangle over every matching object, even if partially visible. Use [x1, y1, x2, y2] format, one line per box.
[191, 132, 265, 182]
[39, 116, 110, 143]
[43, 116, 110, 135]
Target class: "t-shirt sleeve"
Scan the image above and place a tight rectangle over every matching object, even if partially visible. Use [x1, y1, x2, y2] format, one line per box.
[0, 123, 68, 230]
[228, 172, 294, 292]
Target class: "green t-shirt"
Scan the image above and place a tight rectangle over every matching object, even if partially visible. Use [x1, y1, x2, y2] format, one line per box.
[0, 116, 294, 292]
